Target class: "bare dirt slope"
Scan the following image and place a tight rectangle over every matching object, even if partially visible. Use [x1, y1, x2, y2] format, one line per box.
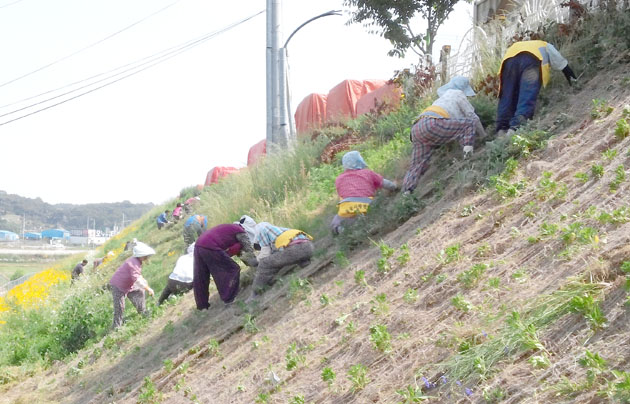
[2, 66, 630, 404]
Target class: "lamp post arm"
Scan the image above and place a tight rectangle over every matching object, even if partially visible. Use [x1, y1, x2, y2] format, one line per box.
[284, 10, 342, 49]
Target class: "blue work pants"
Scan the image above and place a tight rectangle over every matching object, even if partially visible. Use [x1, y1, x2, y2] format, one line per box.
[496, 53, 542, 131]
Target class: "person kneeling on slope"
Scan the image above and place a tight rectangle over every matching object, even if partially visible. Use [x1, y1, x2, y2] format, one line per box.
[193, 217, 258, 309]
[109, 242, 156, 329]
[330, 150, 398, 235]
[402, 76, 486, 194]
[245, 220, 314, 304]
[496, 38, 577, 136]
[158, 243, 195, 305]
[183, 214, 207, 249]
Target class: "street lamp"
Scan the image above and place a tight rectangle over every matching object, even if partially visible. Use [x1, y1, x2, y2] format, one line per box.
[279, 10, 342, 141]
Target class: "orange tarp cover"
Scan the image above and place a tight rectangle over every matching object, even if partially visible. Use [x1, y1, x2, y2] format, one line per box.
[294, 93, 327, 136]
[204, 166, 239, 186]
[325, 79, 387, 122]
[247, 139, 267, 166]
[356, 83, 402, 116]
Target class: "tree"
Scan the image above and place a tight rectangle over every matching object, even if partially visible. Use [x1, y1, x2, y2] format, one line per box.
[343, 0, 464, 60]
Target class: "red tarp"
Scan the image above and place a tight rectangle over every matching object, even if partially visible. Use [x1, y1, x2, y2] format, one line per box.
[356, 83, 402, 116]
[247, 139, 267, 166]
[325, 79, 387, 122]
[204, 166, 239, 186]
[294, 93, 327, 136]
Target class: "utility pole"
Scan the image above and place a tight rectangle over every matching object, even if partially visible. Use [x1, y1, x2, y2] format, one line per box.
[267, 0, 289, 152]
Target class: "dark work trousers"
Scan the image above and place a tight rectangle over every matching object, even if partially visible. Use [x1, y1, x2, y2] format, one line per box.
[252, 241, 314, 293]
[157, 278, 193, 305]
[193, 246, 241, 309]
[496, 52, 542, 131]
[111, 284, 147, 329]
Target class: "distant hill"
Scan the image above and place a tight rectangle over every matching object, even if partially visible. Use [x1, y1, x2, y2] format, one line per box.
[0, 190, 154, 234]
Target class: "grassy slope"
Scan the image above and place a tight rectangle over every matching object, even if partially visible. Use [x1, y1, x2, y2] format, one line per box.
[2, 23, 630, 404]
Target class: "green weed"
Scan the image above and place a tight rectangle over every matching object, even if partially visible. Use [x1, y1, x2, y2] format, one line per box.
[602, 148, 618, 161]
[334, 251, 350, 268]
[537, 172, 567, 201]
[528, 353, 550, 369]
[243, 314, 260, 334]
[522, 201, 539, 218]
[476, 243, 492, 257]
[289, 395, 305, 404]
[609, 165, 626, 192]
[579, 350, 608, 386]
[347, 364, 370, 393]
[482, 386, 507, 403]
[487, 277, 500, 289]
[369, 324, 392, 353]
[207, 339, 221, 357]
[320, 294, 332, 307]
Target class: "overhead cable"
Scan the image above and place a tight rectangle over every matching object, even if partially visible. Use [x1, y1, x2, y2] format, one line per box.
[0, 9, 265, 127]
[0, 0, 182, 89]
[0, 0, 26, 9]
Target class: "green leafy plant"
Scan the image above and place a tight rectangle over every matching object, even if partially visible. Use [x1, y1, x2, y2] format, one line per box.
[457, 263, 488, 288]
[320, 294, 332, 307]
[528, 353, 550, 369]
[347, 364, 370, 393]
[482, 386, 506, 403]
[369, 324, 392, 353]
[575, 172, 589, 183]
[395, 384, 429, 403]
[207, 339, 221, 357]
[537, 172, 567, 201]
[569, 295, 607, 331]
[451, 294, 473, 313]
[397, 244, 410, 266]
[460, 204, 476, 217]
[579, 350, 608, 386]
[403, 288, 419, 303]
[591, 164, 604, 179]
[488, 277, 500, 289]
[354, 269, 367, 286]
[289, 394, 305, 404]
[561, 222, 599, 246]
[286, 342, 306, 371]
[335, 251, 350, 268]
[322, 367, 336, 386]
[138, 376, 162, 404]
[615, 118, 630, 139]
[591, 99, 614, 119]
[609, 165, 626, 192]
[602, 148, 618, 161]
[370, 293, 389, 316]
[288, 277, 313, 302]
[437, 243, 462, 265]
[243, 314, 260, 334]
[373, 240, 395, 273]
[522, 201, 539, 218]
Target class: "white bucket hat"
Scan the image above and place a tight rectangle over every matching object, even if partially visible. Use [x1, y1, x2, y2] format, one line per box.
[133, 242, 156, 258]
[235, 215, 257, 243]
[437, 76, 476, 97]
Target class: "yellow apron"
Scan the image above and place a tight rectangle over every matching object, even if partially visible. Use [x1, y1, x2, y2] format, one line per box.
[274, 229, 313, 249]
[499, 40, 551, 88]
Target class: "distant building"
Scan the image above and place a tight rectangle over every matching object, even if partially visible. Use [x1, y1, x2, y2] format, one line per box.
[41, 229, 70, 241]
[23, 232, 42, 240]
[0, 230, 19, 241]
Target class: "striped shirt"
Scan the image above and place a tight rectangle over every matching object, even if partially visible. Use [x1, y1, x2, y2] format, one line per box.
[254, 222, 307, 248]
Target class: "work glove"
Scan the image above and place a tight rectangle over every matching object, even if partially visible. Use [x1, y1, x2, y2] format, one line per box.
[562, 65, 577, 85]
[463, 145, 473, 158]
[146, 287, 154, 297]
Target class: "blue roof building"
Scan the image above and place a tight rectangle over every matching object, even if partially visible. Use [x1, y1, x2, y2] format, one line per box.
[0, 230, 19, 241]
[23, 232, 42, 240]
[41, 229, 70, 240]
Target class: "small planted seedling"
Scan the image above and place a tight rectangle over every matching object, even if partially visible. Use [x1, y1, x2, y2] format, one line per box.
[457, 263, 488, 288]
[370, 293, 389, 316]
[354, 269, 367, 286]
[460, 204, 476, 217]
[243, 314, 260, 334]
[528, 353, 551, 369]
[602, 148, 618, 161]
[591, 99, 614, 119]
[561, 222, 599, 246]
[138, 377, 162, 404]
[320, 294, 332, 307]
[522, 201, 539, 218]
[569, 295, 607, 331]
[537, 171, 567, 201]
[335, 251, 350, 268]
[403, 288, 419, 303]
[609, 165, 626, 192]
[395, 385, 429, 403]
[288, 277, 312, 302]
[476, 242, 491, 257]
[591, 164, 604, 179]
[207, 338, 221, 357]
[578, 350, 607, 387]
[397, 244, 410, 266]
[482, 386, 506, 403]
[373, 240, 395, 274]
[322, 367, 336, 386]
[347, 364, 370, 393]
[437, 243, 462, 265]
[289, 395, 305, 404]
[615, 119, 630, 139]
[575, 172, 589, 183]
[286, 342, 306, 371]
[451, 294, 473, 313]
[488, 277, 501, 289]
[369, 324, 392, 353]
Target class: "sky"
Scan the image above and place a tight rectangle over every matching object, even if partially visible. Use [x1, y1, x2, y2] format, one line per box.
[0, 0, 473, 205]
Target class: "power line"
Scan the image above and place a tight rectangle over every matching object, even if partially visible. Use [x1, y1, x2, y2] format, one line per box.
[0, 0, 182, 89]
[0, 10, 265, 127]
[0, 0, 26, 10]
